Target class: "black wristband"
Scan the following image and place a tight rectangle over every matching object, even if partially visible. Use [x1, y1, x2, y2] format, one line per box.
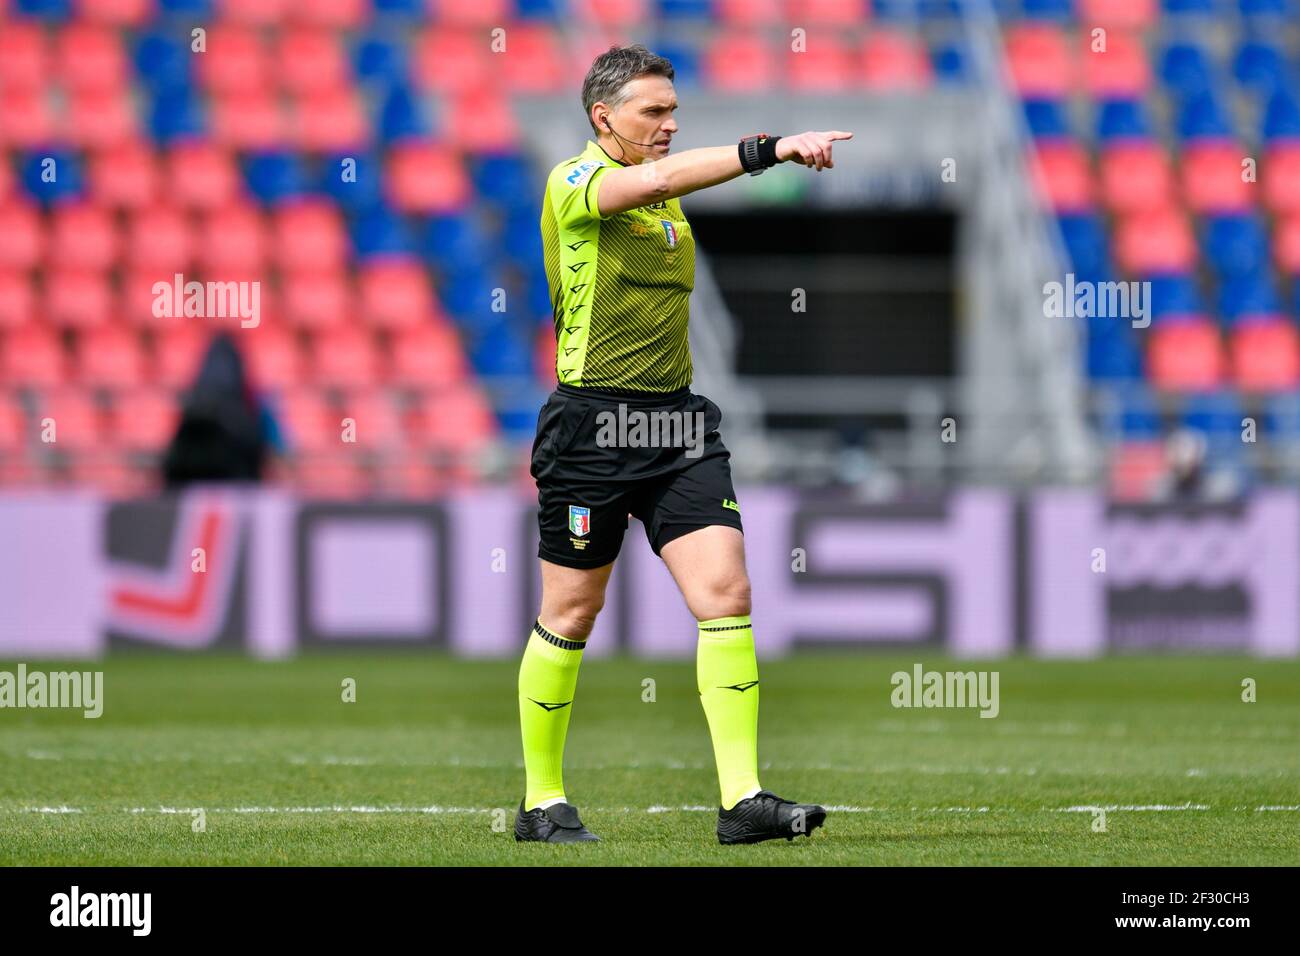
[738, 133, 782, 175]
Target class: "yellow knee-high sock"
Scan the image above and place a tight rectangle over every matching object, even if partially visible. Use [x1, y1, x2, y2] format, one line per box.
[697, 615, 762, 810]
[519, 619, 586, 810]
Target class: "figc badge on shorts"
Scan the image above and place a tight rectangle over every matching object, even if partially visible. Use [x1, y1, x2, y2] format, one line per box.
[568, 505, 591, 537]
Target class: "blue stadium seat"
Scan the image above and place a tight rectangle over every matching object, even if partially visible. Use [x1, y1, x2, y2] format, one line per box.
[526, 264, 553, 316]
[1176, 91, 1235, 141]
[1203, 215, 1270, 280]
[657, 0, 713, 17]
[652, 41, 701, 89]
[1162, 0, 1217, 15]
[1233, 41, 1286, 94]
[1057, 214, 1110, 275]
[149, 86, 206, 143]
[15, 0, 71, 16]
[1148, 274, 1205, 319]
[354, 36, 410, 87]
[320, 153, 384, 213]
[472, 153, 535, 209]
[135, 33, 193, 91]
[380, 86, 431, 142]
[1096, 99, 1153, 141]
[1239, 0, 1289, 16]
[442, 265, 498, 321]
[158, 0, 213, 12]
[1217, 271, 1282, 321]
[931, 43, 971, 84]
[1181, 391, 1246, 448]
[350, 205, 415, 259]
[1263, 90, 1300, 141]
[21, 150, 84, 204]
[514, 0, 565, 16]
[1024, 99, 1071, 138]
[1160, 43, 1215, 99]
[1088, 333, 1145, 382]
[1263, 393, 1300, 438]
[1021, 0, 1075, 20]
[373, 0, 426, 15]
[502, 209, 544, 263]
[1101, 388, 1163, 439]
[472, 328, 535, 378]
[423, 213, 491, 270]
[244, 152, 311, 206]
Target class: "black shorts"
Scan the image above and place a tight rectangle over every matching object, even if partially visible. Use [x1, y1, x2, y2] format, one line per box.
[530, 383, 744, 569]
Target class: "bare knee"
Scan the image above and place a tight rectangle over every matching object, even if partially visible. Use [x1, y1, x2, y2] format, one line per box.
[540, 595, 604, 641]
[691, 572, 752, 622]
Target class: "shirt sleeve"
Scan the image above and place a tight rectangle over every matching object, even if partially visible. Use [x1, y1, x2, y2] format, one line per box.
[549, 158, 615, 228]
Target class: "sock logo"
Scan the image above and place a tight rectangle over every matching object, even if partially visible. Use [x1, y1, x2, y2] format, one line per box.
[718, 680, 759, 693]
[529, 698, 573, 711]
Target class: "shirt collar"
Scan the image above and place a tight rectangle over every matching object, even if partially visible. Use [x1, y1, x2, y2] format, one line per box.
[587, 139, 631, 168]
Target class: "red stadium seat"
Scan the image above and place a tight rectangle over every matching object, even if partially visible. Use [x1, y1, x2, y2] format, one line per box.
[716, 0, 781, 23]
[0, 392, 26, 451]
[165, 142, 243, 210]
[90, 142, 160, 208]
[67, 455, 156, 497]
[0, 90, 58, 148]
[412, 385, 497, 454]
[382, 455, 446, 499]
[1078, 0, 1155, 27]
[211, 91, 288, 150]
[571, 0, 646, 25]
[66, 88, 139, 148]
[1004, 24, 1074, 98]
[77, 325, 148, 387]
[0, 22, 48, 91]
[358, 259, 436, 328]
[444, 91, 520, 152]
[861, 31, 933, 91]
[1080, 29, 1149, 98]
[1230, 318, 1300, 391]
[0, 203, 44, 270]
[47, 270, 114, 328]
[239, 326, 306, 389]
[51, 204, 121, 272]
[415, 29, 495, 93]
[127, 206, 194, 273]
[1109, 441, 1167, 502]
[1275, 215, 1300, 275]
[1262, 144, 1300, 215]
[499, 24, 566, 94]
[217, 0, 288, 24]
[310, 327, 381, 388]
[705, 34, 778, 93]
[56, 23, 129, 92]
[1099, 142, 1176, 213]
[0, 158, 10, 200]
[1115, 208, 1196, 273]
[282, 270, 353, 329]
[334, 388, 406, 449]
[290, 455, 371, 497]
[389, 324, 468, 387]
[1, 326, 67, 387]
[291, 0, 369, 27]
[273, 202, 349, 273]
[0, 272, 36, 329]
[291, 89, 370, 152]
[75, 0, 156, 25]
[1030, 140, 1096, 212]
[108, 388, 181, 451]
[276, 27, 350, 94]
[786, 0, 869, 24]
[1182, 142, 1255, 214]
[198, 206, 269, 275]
[277, 389, 340, 454]
[787, 37, 856, 92]
[36, 390, 104, 449]
[1147, 319, 1223, 391]
[198, 25, 271, 95]
[385, 141, 471, 213]
[154, 326, 210, 387]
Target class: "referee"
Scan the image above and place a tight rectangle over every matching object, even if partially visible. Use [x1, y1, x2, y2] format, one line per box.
[516, 43, 853, 844]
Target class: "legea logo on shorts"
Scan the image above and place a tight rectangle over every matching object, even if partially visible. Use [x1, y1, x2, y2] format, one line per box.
[594, 403, 706, 459]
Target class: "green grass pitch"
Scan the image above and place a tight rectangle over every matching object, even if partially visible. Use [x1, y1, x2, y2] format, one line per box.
[1, 653, 1297, 865]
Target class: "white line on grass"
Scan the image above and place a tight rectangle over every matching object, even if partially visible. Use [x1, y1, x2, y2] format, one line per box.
[7, 804, 1300, 815]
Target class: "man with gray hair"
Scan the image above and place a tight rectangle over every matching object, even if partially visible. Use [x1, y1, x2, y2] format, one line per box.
[516, 42, 853, 845]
